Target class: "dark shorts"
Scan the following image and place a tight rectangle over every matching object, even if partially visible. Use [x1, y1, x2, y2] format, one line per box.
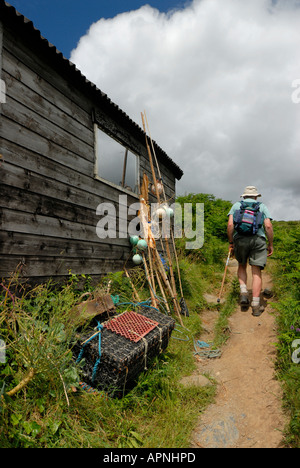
[234, 235, 267, 269]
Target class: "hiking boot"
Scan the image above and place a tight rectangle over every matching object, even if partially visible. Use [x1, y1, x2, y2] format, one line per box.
[240, 293, 249, 305]
[263, 288, 273, 298]
[251, 305, 265, 317]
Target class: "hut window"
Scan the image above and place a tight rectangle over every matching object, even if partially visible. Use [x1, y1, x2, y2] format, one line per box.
[95, 127, 139, 194]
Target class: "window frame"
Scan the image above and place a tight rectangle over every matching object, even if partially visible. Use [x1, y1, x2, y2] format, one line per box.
[94, 123, 140, 198]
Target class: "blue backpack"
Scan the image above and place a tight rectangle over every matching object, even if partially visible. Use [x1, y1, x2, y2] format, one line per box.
[233, 200, 264, 236]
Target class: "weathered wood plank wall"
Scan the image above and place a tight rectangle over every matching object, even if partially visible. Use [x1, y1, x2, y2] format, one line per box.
[0, 23, 177, 284]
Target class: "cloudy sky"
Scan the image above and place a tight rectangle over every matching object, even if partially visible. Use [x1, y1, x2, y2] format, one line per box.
[71, 0, 300, 221]
[9, 0, 300, 220]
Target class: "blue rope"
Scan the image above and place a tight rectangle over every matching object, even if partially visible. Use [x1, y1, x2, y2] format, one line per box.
[116, 298, 169, 317]
[194, 340, 210, 350]
[159, 253, 170, 272]
[92, 324, 103, 384]
[111, 295, 120, 305]
[172, 328, 190, 341]
[76, 322, 103, 385]
[193, 339, 222, 359]
[117, 300, 153, 308]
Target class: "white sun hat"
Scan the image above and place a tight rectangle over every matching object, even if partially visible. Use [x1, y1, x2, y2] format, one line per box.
[240, 186, 262, 198]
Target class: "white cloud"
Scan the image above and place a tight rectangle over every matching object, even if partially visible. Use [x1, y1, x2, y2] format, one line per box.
[70, 0, 300, 220]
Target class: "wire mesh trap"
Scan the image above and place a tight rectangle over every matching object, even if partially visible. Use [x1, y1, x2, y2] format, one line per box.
[74, 307, 175, 397]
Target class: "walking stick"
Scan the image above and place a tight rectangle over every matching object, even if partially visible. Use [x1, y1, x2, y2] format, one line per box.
[217, 249, 231, 303]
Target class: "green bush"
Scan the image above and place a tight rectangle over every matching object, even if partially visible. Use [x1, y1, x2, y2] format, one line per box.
[175, 193, 231, 265]
[0, 280, 82, 447]
[272, 221, 300, 447]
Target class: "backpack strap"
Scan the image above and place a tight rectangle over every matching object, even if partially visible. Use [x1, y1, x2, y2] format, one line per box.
[233, 200, 245, 226]
[255, 202, 264, 230]
[251, 202, 263, 234]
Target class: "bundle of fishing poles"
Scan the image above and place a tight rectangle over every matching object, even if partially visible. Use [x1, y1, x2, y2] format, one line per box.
[124, 111, 189, 328]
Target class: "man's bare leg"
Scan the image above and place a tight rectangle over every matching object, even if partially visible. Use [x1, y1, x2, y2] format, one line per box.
[251, 265, 264, 316]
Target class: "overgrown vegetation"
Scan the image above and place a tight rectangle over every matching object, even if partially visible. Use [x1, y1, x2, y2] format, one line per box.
[0, 193, 298, 448]
[271, 221, 300, 448]
[0, 268, 218, 448]
[176, 193, 231, 264]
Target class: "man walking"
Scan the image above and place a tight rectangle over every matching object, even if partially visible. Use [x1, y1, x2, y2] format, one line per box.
[227, 186, 274, 316]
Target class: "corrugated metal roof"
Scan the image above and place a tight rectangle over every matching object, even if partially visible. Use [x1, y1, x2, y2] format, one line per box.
[0, 0, 183, 180]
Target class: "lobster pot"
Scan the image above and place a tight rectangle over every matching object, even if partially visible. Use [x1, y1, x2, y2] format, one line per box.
[74, 307, 176, 397]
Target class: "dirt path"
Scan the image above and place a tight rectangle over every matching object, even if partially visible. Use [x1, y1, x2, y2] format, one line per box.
[190, 262, 288, 448]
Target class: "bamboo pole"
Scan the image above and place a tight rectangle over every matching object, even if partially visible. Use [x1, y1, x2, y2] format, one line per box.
[142, 253, 157, 308]
[150, 245, 172, 315]
[144, 110, 186, 303]
[155, 267, 171, 315]
[124, 267, 141, 302]
[154, 250, 183, 326]
[141, 112, 181, 319]
[148, 246, 156, 296]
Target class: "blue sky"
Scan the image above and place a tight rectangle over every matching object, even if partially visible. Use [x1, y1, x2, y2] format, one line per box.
[7, 0, 191, 58]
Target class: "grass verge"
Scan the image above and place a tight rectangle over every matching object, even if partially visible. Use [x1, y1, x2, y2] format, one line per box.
[270, 221, 300, 448]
